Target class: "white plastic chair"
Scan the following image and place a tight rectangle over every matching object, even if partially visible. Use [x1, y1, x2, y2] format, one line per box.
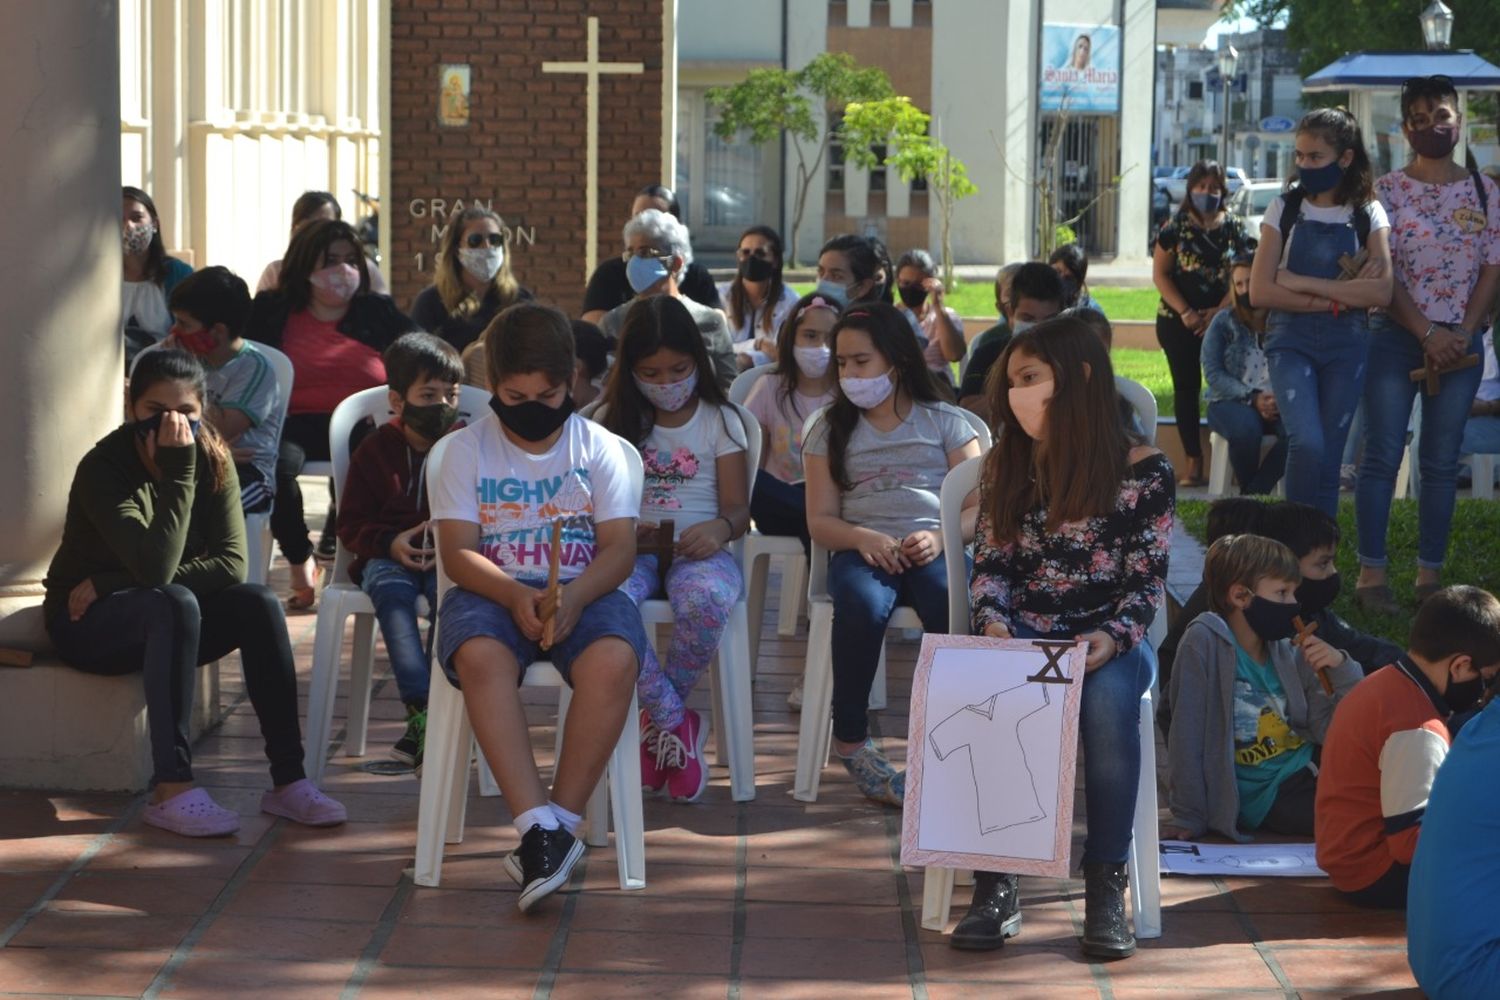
[587, 400, 762, 802]
[1207, 431, 1289, 499]
[1114, 376, 1158, 447]
[918, 455, 1163, 940]
[1471, 453, 1497, 500]
[791, 406, 991, 803]
[730, 363, 810, 661]
[242, 344, 294, 585]
[414, 432, 647, 891]
[303, 384, 493, 781]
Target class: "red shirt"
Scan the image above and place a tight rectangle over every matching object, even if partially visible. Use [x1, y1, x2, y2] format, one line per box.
[1314, 661, 1451, 892]
[281, 309, 385, 415]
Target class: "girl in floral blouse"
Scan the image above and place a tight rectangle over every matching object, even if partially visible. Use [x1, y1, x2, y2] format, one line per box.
[955, 317, 1173, 960]
[598, 296, 750, 802]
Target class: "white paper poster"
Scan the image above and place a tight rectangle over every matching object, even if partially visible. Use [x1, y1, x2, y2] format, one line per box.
[1160, 840, 1327, 878]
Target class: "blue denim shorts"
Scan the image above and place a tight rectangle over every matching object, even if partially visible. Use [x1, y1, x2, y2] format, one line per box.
[435, 583, 647, 688]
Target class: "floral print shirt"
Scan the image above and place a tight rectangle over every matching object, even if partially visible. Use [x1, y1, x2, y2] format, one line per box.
[970, 453, 1175, 653]
[1155, 211, 1252, 318]
[1376, 169, 1500, 327]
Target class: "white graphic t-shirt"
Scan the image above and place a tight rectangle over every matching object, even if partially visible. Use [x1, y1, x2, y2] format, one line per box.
[429, 412, 639, 584]
[639, 402, 746, 530]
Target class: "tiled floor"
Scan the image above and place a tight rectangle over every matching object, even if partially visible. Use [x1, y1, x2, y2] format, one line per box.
[0, 555, 1421, 999]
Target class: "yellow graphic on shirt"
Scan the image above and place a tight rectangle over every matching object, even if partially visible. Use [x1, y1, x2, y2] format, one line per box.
[1235, 705, 1306, 767]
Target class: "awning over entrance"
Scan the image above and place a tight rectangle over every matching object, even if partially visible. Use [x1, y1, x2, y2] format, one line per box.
[1305, 50, 1500, 91]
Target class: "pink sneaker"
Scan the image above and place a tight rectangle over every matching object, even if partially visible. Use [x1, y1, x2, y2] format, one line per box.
[639, 710, 667, 793]
[661, 709, 708, 803]
[261, 779, 347, 827]
[143, 787, 240, 838]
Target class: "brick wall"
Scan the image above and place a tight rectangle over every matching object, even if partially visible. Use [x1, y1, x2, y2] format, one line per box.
[389, 0, 664, 317]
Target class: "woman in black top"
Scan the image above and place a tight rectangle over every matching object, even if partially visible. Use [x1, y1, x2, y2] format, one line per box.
[580, 184, 721, 324]
[1152, 160, 1252, 485]
[410, 206, 533, 352]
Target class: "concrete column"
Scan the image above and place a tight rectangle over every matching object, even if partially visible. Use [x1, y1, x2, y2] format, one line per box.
[1115, 0, 1155, 263]
[661, 0, 679, 188]
[149, 0, 189, 257]
[844, 161, 870, 220]
[0, 0, 124, 649]
[784, 0, 829, 265]
[847, 0, 871, 29]
[890, 0, 914, 29]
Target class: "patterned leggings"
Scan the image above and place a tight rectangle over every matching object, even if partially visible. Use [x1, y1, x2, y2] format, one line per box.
[623, 548, 741, 731]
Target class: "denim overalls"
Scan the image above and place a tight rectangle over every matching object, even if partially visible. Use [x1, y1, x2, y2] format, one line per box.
[1265, 213, 1370, 516]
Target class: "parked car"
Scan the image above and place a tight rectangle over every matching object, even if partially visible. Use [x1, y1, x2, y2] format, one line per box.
[1228, 179, 1284, 237]
[1158, 165, 1247, 206]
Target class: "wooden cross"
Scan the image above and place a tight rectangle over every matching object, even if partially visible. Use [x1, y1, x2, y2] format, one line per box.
[1409, 353, 1480, 397]
[541, 16, 645, 283]
[1336, 248, 1369, 280]
[1291, 615, 1333, 695]
[540, 520, 563, 650]
[637, 519, 675, 591]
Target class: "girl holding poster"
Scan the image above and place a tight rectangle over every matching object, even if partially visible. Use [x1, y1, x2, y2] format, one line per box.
[960, 317, 1174, 959]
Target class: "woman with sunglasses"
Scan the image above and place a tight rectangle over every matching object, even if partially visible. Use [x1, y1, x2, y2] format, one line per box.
[718, 225, 799, 371]
[411, 207, 533, 353]
[1354, 76, 1500, 614]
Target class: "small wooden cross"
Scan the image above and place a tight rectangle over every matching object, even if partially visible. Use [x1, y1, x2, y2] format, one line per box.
[539, 520, 563, 651]
[1292, 615, 1333, 695]
[637, 519, 676, 591]
[1409, 353, 1481, 397]
[1336, 248, 1369, 281]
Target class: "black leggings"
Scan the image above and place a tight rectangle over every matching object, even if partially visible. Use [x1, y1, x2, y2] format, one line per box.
[1157, 313, 1205, 460]
[272, 413, 332, 566]
[750, 473, 811, 553]
[48, 583, 306, 787]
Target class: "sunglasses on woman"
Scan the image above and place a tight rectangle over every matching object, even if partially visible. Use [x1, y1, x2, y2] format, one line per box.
[465, 232, 505, 248]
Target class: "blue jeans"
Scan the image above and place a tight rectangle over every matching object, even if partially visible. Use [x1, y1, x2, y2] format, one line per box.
[1461, 414, 1500, 458]
[1356, 316, 1485, 569]
[360, 558, 438, 707]
[1265, 309, 1369, 516]
[828, 549, 958, 744]
[1012, 623, 1154, 865]
[1206, 399, 1287, 495]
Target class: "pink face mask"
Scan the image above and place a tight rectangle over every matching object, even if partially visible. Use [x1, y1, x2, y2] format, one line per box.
[309, 262, 361, 306]
[1008, 381, 1054, 440]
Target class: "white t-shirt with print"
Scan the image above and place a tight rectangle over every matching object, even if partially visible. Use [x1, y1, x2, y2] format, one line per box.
[429, 411, 639, 584]
[638, 401, 746, 530]
[1262, 195, 1390, 268]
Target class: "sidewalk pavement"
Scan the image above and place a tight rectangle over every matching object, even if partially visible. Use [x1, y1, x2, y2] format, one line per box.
[0, 524, 1418, 999]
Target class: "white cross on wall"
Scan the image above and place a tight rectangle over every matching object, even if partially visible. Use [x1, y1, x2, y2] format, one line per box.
[542, 16, 646, 283]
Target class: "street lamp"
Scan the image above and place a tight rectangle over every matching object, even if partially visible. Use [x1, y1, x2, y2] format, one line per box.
[1420, 0, 1454, 51]
[1218, 43, 1239, 168]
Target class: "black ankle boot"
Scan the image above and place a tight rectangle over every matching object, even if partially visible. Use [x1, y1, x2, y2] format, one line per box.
[1081, 862, 1136, 959]
[949, 871, 1022, 951]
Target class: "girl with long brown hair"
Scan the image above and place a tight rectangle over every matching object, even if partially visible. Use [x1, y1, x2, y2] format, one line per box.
[956, 316, 1173, 960]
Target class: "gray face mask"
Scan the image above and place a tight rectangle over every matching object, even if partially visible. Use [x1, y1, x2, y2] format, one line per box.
[1011, 320, 1036, 335]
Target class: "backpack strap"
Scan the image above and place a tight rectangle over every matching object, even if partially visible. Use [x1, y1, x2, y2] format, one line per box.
[1353, 203, 1371, 248]
[1277, 187, 1306, 243]
[1473, 169, 1490, 221]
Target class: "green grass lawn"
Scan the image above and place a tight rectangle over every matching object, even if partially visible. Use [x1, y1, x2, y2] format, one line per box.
[787, 282, 1160, 322]
[1177, 498, 1500, 647]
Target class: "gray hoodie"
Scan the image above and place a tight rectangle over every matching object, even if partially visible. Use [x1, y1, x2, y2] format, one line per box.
[1166, 611, 1362, 841]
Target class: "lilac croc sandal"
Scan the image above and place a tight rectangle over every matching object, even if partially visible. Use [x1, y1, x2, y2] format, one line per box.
[261, 779, 348, 827]
[143, 788, 241, 838]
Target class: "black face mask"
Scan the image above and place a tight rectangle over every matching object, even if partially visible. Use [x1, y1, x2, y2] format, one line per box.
[490, 392, 575, 442]
[739, 254, 776, 282]
[134, 411, 201, 441]
[401, 402, 458, 441]
[1295, 573, 1341, 617]
[1445, 669, 1489, 714]
[1244, 595, 1301, 642]
[898, 284, 929, 310]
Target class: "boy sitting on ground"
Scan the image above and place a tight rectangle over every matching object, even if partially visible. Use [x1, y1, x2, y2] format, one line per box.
[1257, 502, 1404, 674]
[167, 266, 280, 514]
[337, 332, 465, 767]
[1166, 534, 1361, 841]
[1315, 586, 1500, 908]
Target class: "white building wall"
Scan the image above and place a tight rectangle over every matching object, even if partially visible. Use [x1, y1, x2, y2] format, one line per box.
[1116, 0, 1155, 262]
[784, 0, 829, 264]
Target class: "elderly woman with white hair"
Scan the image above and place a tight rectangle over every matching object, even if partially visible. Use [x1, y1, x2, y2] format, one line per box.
[599, 208, 737, 390]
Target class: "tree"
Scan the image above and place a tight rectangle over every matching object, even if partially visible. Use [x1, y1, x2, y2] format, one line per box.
[839, 97, 978, 289]
[707, 53, 893, 264]
[1222, 0, 1499, 75]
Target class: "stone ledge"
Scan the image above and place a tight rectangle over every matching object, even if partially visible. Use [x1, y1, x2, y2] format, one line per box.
[0, 658, 223, 792]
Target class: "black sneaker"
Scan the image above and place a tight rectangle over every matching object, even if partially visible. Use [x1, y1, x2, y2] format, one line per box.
[515, 824, 584, 912]
[391, 705, 426, 768]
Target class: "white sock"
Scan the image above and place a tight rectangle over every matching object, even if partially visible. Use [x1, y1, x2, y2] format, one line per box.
[549, 801, 582, 836]
[514, 805, 560, 838]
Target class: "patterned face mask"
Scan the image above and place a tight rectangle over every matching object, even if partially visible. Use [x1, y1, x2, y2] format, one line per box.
[123, 220, 156, 256]
[633, 369, 699, 412]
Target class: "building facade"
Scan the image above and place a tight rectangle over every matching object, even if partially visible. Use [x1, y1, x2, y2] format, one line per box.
[120, 0, 383, 289]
